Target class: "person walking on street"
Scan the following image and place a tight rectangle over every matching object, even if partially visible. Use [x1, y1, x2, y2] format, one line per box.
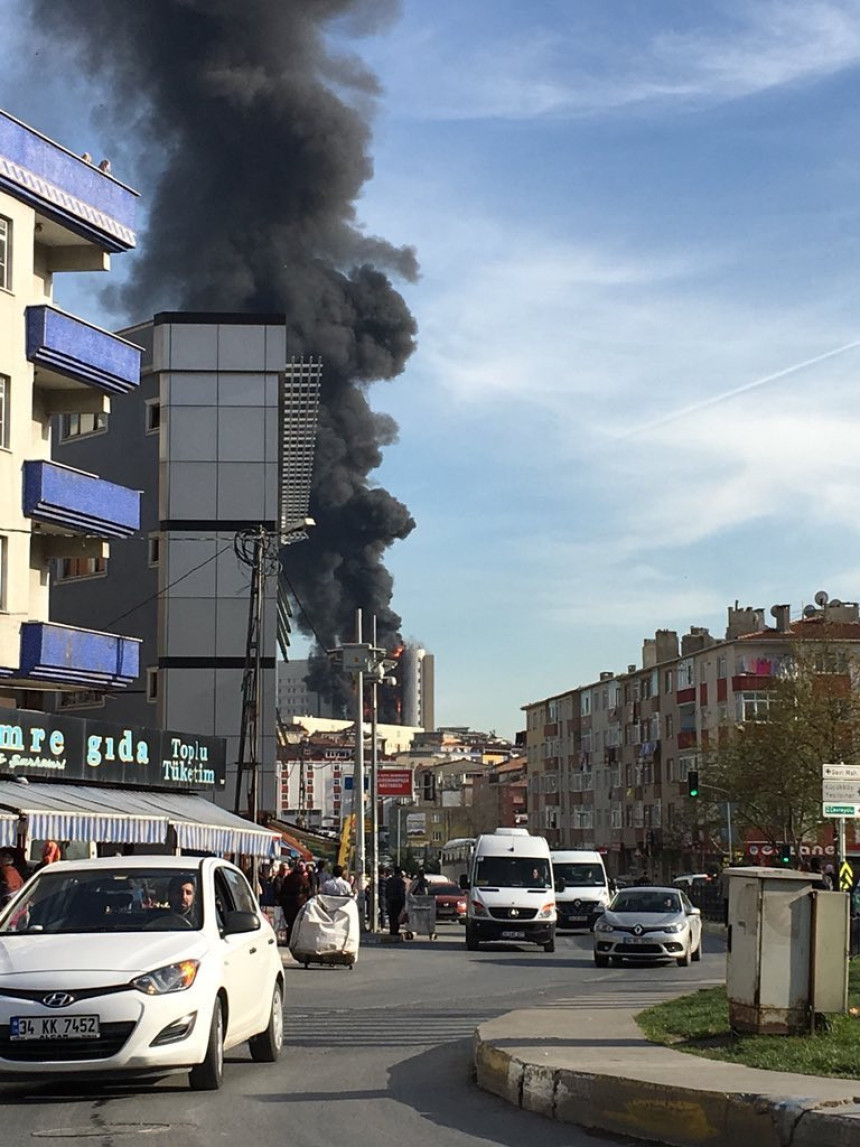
[321, 864, 353, 896]
[0, 851, 23, 906]
[278, 861, 311, 944]
[411, 867, 429, 895]
[386, 867, 407, 936]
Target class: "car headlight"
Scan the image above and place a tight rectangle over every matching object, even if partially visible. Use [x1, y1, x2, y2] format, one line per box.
[537, 902, 555, 919]
[661, 923, 684, 934]
[132, 960, 200, 995]
[471, 901, 488, 917]
[594, 921, 615, 933]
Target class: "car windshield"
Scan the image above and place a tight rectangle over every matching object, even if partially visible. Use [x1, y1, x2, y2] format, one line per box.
[474, 857, 551, 888]
[432, 883, 462, 896]
[554, 863, 604, 886]
[0, 867, 203, 934]
[612, 891, 682, 914]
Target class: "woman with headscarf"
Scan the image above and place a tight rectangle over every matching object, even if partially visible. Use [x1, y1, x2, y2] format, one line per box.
[277, 861, 311, 945]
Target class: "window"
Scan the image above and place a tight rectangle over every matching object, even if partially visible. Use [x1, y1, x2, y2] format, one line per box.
[737, 692, 771, 722]
[717, 654, 727, 678]
[0, 375, 8, 449]
[148, 534, 161, 567]
[0, 216, 11, 290]
[146, 667, 159, 703]
[58, 689, 105, 711]
[665, 670, 674, 693]
[665, 713, 674, 739]
[56, 556, 107, 581]
[145, 400, 161, 434]
[59, 411, 107, 441]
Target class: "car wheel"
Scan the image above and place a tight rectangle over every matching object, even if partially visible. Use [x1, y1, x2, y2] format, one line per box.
[594, 953, 609, 968]
[676, 942, 691, 967]
[189, 1000, 224, 1091]
[249, 982, 283, 1063]
[465, 924, 479, 951]
[691, 935, 702, 962]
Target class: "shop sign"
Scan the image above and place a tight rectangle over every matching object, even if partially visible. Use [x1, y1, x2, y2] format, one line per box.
[0, 707, 226, 791]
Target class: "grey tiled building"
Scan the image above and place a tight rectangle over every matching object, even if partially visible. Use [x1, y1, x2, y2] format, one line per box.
[52, 313, 287, 813]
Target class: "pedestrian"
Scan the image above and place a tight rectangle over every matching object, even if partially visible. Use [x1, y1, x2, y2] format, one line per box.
[386, 866, 407, 936]
[259, 864, 276, 908]
[271, 861, 288, 900]
[0, 850, 25, 906]
[823, 864, 836, 891]
[278, 861, 311, 945]
[314, 858, 328, 893]
[411, 866, 429, 895]
[321, 863, 353, 896]
[37, 840, 62, 870]
[378, 866, 390, 928]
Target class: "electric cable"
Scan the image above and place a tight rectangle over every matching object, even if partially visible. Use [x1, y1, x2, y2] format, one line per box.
[103, 542, 233, 628]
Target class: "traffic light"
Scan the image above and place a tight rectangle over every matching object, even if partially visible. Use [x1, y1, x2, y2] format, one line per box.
[686, 770, 700, 798]
[779, 843, 792, 865]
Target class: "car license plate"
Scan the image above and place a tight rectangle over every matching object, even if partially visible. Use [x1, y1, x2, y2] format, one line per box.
[565, 916, 587, 924]
[500, 929, 526, 939]
[628, 937, 649, 945]
[10, 1015, 100, 1040]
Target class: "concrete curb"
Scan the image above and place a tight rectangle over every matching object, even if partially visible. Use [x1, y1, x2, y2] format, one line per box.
[473, 1024, 860, 1147]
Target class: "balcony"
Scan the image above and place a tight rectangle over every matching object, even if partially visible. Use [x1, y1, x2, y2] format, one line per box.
[27, 306, 141, 397]
[23, 461, 140, 539]
[18, 622, 140, 689]
[0, 109, 137, 253]
[677, 729, 698, 750]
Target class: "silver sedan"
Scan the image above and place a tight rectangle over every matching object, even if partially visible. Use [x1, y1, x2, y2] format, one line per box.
[593, 886, 702, 967]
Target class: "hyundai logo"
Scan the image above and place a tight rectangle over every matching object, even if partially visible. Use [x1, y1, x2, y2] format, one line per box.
[42, 992, 76, 1008]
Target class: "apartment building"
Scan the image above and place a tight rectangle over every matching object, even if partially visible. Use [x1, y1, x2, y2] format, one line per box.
[0, 109, 142, 698]
[524, 595, 860, 880]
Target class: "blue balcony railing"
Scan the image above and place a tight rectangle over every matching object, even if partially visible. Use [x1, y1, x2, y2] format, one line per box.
[18, 622, 140, 689]
[26, 307, 141, 396]
[0, 110, 137, 252]
[23, 460, 139, 539]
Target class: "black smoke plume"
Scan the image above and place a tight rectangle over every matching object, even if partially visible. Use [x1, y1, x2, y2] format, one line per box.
[29, 0, 417, 710]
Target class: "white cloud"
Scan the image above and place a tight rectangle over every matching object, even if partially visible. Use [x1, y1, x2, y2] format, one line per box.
[378, 1, 860, 121]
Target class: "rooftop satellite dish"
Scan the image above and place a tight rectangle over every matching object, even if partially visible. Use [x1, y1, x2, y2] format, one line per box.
[803, 604, 817, 618]
[814, 590, 829, 607]
[831, 599, 843, 608]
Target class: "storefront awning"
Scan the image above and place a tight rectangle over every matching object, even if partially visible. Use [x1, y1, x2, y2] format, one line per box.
[0, 782, 278, 857]
[0, 814, 17, 848]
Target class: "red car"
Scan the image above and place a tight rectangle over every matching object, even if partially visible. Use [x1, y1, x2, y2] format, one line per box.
[430, 881, 468, 923]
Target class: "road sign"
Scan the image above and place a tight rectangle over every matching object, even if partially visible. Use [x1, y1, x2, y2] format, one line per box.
[822, 780, 860, 802]
[840, 860, 854, 892]
[822, 763, 860, 780]
[823, 803, 860, 817]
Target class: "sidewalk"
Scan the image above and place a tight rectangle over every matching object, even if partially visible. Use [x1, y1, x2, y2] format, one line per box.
[473, 1000, 860, 1147]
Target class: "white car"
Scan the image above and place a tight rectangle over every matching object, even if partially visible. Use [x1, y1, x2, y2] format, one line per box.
[593, 886, 703, 967]
[0, 855, 284, 1089]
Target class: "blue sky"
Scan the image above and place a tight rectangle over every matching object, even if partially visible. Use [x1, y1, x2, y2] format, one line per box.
[5, 1, 860, 740]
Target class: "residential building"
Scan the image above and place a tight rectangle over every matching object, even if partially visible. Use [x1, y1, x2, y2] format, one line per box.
[524, 594, 860, 880]
[400, 644, 435, 729]
[0, 108, 142, 699]
[51, 312, 290, 812]
[277, 658, 339, 722]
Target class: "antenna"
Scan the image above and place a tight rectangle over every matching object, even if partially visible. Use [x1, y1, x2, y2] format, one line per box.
[814, 590, 829, 607]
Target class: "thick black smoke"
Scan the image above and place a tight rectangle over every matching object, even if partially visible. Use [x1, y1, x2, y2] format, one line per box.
[30, 0, 417, 707]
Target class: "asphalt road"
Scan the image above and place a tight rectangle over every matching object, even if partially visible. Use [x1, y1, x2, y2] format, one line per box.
[0, 926, 726, 1147]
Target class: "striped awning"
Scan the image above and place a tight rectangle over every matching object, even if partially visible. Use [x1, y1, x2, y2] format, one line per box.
[0, 814, 17, 848]
[0, 782, 278, 857]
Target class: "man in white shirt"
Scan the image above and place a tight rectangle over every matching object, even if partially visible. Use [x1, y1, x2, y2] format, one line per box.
[321, 863, 353, 896]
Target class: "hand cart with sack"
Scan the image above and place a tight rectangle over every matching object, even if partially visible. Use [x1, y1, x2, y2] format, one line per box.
[289, 894, 360, 968]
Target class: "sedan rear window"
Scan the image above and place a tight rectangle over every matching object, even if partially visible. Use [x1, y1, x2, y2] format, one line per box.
[431, 883, 463, 897]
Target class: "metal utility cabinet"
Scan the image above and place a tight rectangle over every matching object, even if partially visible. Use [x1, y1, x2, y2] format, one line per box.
[726, 867, 849, 1035]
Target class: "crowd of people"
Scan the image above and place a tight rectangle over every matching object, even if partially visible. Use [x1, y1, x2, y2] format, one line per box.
[257, 857, 434, 943]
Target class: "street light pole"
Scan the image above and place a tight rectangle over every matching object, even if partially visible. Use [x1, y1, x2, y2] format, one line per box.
[354, 609, 366, 927]
[370, 615, 380, 932]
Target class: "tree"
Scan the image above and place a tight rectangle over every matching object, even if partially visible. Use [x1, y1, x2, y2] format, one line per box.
[703, 642, 860, 860]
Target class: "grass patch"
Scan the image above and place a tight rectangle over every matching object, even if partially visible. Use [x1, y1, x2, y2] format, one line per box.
[636, 960, 860, 1078]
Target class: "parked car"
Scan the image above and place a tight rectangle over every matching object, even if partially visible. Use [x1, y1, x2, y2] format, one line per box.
[428, 881, 467, 923]
[593, 886, 702, 967]
[672, 873, 713, 891]
[0, 855, 284, 1090]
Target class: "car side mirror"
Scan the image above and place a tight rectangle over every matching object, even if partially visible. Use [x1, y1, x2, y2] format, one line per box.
[458, 874, 470, 891]
[688, 907, 701, 916]
[223, 909, 261, 935]
[554, 879, 565, 893]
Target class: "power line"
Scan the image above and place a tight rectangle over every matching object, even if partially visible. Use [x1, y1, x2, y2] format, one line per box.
[279, 567, 326, 649]
[104, 542, 234, 628]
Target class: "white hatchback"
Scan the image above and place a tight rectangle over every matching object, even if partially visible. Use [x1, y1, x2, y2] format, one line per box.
[0, 855, 284, 1089]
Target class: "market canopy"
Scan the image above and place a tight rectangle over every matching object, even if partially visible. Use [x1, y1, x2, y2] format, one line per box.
[0, 781, 278, 857]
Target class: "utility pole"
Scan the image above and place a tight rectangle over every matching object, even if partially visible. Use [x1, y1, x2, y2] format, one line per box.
[370, 615, 380, 932]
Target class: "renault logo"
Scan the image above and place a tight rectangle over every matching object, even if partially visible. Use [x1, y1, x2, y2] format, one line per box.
[633, 925, 644, 936]
[42, 992, 76, 1008]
